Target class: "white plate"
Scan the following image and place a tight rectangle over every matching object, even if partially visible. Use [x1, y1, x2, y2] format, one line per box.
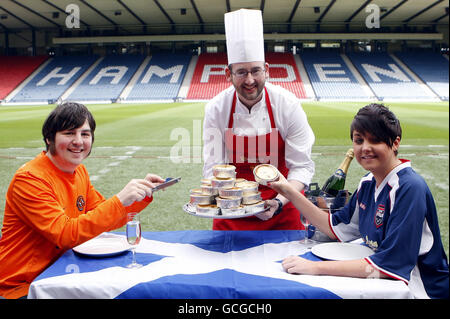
[73, 233, 130, 257]
[311, 242, 374, 261]
[183, 203, 268, 219]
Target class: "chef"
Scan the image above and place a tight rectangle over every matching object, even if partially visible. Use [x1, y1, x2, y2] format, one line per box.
[202, 9, 315, 230]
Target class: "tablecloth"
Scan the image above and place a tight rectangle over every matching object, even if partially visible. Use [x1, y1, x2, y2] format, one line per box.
[28, 230, 412, 299]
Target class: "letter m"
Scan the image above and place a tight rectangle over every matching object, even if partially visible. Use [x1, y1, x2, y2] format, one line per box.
[141, 65, 183, 84]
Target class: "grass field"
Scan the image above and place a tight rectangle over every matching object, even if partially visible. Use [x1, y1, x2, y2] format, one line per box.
[0, 101, 448, 257]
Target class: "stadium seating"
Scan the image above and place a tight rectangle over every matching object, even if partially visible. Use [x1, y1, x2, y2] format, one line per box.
[186, 53, 231, 100]
[125, 53, 191, 101]
[346, 52, 433, 100]
[2, 51, 446, 103]
[394, 51, 449, 101]
[266, 52, 307, 98]
[9, 55, 98, 103]
[66, 54, 146, 102]
[300, 51, 369, 99]
[0, 56, 48, 100]
[186, 52, 307, 100]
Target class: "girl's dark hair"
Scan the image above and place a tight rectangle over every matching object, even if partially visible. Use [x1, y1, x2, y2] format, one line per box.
[350, 103, 402, 155]
[42, 102, 96, 151]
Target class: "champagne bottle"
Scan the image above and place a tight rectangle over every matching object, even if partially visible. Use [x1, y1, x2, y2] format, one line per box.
[321, 148, 354, 197]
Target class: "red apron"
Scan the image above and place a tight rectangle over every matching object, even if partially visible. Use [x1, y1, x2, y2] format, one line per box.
[213, 88, 303, 230]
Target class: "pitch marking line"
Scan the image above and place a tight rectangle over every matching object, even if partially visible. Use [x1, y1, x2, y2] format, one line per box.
[90, 146, 142, 181]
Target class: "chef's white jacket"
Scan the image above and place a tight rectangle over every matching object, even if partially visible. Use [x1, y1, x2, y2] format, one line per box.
[202, 82, 315, 187]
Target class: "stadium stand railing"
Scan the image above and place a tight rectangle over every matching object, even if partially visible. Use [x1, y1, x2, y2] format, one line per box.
[0, 56, 49, 101]
[178, 55, 198, 100]
[293, 55, 316, 99]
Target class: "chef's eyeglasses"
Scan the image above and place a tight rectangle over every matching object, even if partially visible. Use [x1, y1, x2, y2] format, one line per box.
[232, 67, 266, 79]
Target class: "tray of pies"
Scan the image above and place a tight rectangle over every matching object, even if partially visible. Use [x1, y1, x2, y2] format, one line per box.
[184, 164, 269, 219]
[183, 201, 268, 219]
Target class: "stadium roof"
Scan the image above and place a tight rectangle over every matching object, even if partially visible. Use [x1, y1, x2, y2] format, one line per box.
[0, 0, 448, 34]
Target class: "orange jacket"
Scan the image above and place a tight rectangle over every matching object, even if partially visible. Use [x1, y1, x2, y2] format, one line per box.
[0, 151, 152, 298]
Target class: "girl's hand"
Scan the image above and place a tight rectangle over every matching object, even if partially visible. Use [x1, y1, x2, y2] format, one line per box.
[267, 174, 293, 199]
[282, 255, 318, 275]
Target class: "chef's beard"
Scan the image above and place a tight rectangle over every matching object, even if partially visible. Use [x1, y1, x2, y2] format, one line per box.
[234, 79, 265, 106]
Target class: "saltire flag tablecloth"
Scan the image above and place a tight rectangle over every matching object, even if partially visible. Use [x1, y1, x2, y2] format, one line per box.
[28, 230, 412, 299]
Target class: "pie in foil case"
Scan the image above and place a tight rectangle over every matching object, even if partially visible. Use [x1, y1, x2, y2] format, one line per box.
[183, 164, 275, 219]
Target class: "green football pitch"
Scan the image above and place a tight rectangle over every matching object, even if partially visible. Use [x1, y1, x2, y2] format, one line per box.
[0, 101, 448, 257]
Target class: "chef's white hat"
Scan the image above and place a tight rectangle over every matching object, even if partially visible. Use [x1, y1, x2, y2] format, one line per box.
[225, 9, 265, 65]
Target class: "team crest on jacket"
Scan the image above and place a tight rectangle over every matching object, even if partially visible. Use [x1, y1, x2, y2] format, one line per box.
[76, 195, 85, 211]
[374, 204, 385, 228]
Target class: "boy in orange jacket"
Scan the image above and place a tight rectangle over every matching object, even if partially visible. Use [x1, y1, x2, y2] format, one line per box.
[0, 102, 164, 299]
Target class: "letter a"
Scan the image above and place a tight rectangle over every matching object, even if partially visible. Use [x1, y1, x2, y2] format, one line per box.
[365, 4, 380, 29]
[66, 4, 80, 29]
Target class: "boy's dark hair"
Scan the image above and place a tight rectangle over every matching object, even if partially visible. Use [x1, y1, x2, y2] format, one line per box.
[350, 103, 402, 155]
[42, 101, 96, 151]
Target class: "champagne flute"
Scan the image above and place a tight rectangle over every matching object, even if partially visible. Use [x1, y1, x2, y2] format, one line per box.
[299, 214, 314, 247]
[126, 213, 142, 269]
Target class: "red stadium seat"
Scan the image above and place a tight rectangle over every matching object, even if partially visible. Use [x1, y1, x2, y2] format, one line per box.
[0, 56, 49, 100]
[186, 53, 231, 99]
[186, 52, 306, 99]
[266, 52, 307, 98]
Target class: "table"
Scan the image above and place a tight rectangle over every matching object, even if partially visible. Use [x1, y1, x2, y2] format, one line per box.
[28, 230, 412, 299]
